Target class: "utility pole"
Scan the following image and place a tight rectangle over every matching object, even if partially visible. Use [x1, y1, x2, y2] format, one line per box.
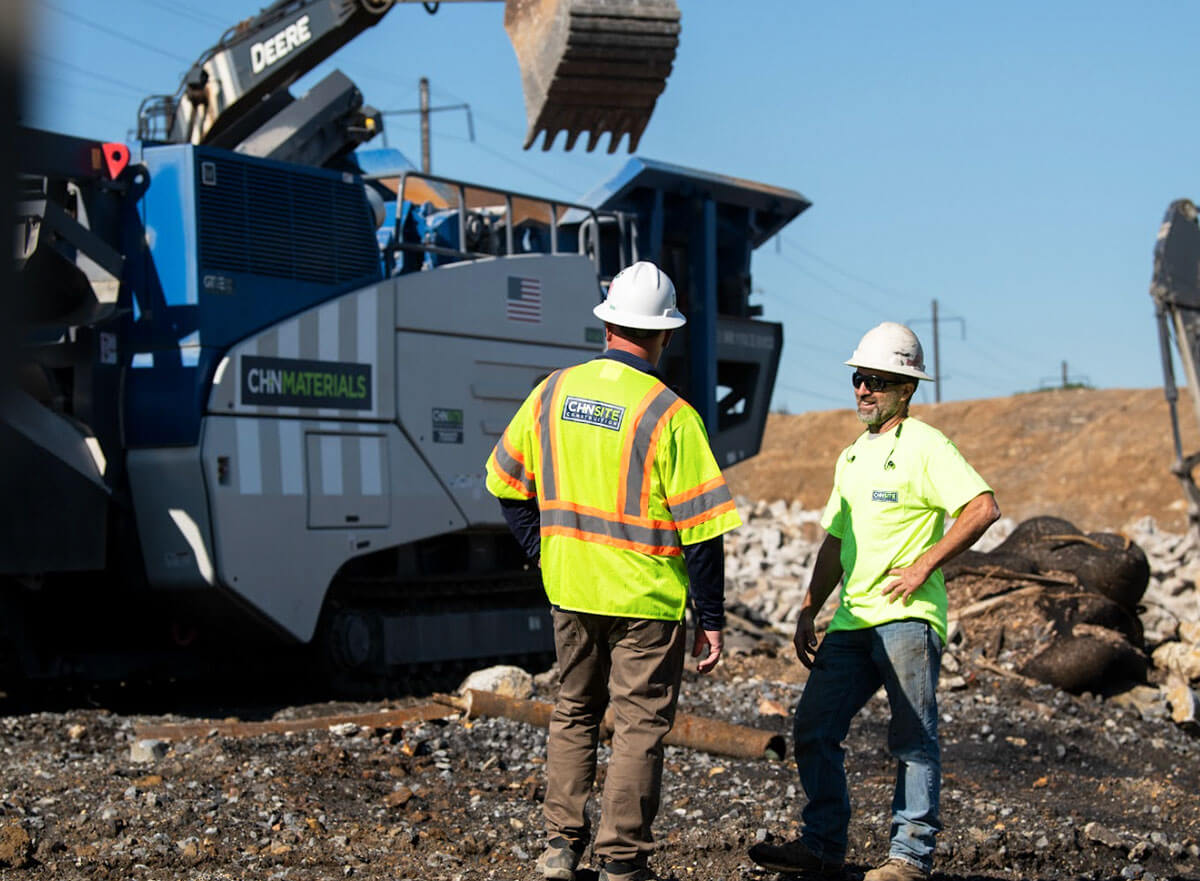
[1038, 362, 1090, 391]
[379, 78, 474, 172]
[932, 298, 940, 392]
[906, 298, 965, 404]
[419, 77, 430, 174]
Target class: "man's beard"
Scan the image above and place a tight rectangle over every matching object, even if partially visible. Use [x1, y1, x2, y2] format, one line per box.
[857, 397, 902, 427]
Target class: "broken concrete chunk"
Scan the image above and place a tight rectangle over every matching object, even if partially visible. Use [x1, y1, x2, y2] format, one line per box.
[458, 664, 533, 699]
[1181, 619, 1200, 645]
[1165, 675, 1200, 729]
[1152, 641, 1200, 681]
[130, 738, 169, 763]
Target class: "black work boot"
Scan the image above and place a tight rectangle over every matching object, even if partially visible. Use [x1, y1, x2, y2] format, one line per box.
[747, 838, 844, 877]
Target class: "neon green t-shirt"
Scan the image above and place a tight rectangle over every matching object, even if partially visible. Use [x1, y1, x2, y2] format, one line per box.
[820, 417, 991, 644]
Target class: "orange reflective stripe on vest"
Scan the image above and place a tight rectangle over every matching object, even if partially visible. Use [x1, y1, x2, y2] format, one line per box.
[536, 368, 568, 503]
[489, 430, 535, 497]
[665, 476, 736, 528]
[540, 500, 683, 556]
[618, 384, 684, 519]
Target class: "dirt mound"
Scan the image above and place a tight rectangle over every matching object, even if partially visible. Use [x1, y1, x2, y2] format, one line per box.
[726, 387, 1200, 532]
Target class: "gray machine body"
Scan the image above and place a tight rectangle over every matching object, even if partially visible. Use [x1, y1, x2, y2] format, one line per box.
[127, 254, 600, 642]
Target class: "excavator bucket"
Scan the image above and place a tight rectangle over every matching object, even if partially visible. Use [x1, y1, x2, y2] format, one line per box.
[504, 0, 680, 153]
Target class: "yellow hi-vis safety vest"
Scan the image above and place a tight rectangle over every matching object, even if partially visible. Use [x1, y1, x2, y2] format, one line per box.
[485, 356, 742, 621]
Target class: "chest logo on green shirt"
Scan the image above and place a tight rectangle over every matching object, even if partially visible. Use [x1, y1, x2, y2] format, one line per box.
[872, 490, 899, 503]
[562, 395, 625, 431]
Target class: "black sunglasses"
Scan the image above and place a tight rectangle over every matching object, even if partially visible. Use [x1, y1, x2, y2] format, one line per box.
[852, 371, 907, 392]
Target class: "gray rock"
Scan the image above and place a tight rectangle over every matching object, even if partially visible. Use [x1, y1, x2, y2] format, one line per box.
[130, 739, 169, 763]
[1083, 821, 1124, 850]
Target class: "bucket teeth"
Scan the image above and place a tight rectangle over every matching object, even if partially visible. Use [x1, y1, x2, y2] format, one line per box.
[506, 0, 680, 153]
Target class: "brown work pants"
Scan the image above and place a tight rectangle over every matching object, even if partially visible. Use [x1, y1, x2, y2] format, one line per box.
[544, 608, 686, 866]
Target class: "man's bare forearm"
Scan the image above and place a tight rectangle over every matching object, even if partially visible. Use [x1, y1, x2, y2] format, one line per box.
[801, 534, 844, 615]
[917, 492, 1000, 576]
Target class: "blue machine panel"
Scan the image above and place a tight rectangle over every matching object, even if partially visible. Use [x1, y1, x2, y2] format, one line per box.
[125, 145, 382, 446]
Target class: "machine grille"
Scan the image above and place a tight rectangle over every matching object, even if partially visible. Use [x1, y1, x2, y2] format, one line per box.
[196, 154, 379, 285]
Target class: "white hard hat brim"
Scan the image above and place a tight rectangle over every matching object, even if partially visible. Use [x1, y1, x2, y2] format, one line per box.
[593, 301, 686, 330]
[844, 357, 934, 381]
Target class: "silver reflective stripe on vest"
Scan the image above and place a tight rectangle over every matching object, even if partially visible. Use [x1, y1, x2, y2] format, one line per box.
[541, 506, 682, 552]
[622, 384, 679, 517]
[538, 369, 567, 502]
[668, 482, 734, 523]
[493, 437, 534, 494]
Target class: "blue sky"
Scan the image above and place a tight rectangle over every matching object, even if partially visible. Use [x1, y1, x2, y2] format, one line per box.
[22, 0, 1198, 413]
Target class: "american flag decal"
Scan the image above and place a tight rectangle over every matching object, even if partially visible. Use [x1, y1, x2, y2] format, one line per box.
[506, 277, 542, 324]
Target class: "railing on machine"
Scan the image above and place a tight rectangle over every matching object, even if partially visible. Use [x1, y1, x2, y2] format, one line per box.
[364, 170, 638, 281]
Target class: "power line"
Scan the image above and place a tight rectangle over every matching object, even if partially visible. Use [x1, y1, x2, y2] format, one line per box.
[755, 287, 861, 336]
[939, 366, 1012, 394]
[42, 0, 193, 64]
[429, 81, 603, 172]
[968, 334, 1035, 381]
[971, 326, 1045, 368]
[31, 50, 147, 96]
[31, 69, 144, 103]
[133, 0, 229, 29]
[779, 236, 924, 306]
[386, 121, 580, 194]
[21, 95, 130, 135]
[773, 251, 888, 316]
[775, 381, 847, 406]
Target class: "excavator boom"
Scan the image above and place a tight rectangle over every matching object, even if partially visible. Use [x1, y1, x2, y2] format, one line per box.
[141, 0, 680, 158]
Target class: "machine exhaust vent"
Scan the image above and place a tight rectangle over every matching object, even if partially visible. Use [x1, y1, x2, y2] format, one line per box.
[196, 154, 379, 285]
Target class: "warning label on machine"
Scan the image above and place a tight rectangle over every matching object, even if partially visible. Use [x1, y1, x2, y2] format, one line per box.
[432, 408, 463, 444]
[241, 355, 372, 410]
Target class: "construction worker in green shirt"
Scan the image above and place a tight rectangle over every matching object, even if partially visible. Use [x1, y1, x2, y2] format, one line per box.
[750, 322, 1000, 881]
[485, 262, 742, 881]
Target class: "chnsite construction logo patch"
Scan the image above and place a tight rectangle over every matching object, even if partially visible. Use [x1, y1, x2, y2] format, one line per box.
[561, 395, 624, 430]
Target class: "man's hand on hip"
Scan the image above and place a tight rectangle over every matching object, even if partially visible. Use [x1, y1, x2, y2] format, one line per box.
[882, 560, 933, 605]
[793, 609, 819, 669]
[693, 628, 723, 674]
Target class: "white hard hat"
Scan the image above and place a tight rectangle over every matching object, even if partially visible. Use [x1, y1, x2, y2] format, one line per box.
[593, 262, 686, 330]
[845, 322, 934, 381]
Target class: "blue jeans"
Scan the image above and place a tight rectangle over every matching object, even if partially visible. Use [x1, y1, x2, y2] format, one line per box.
[794, 620, 943, 872]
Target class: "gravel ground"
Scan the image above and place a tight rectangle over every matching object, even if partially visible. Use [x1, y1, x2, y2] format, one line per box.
[4, 507, 1200, 881]
[1, 647, 1199, 881]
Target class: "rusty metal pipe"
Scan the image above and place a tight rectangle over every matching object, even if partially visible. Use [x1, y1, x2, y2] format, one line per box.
[136, 702, 451, 741]
[446, 689, 786, 761]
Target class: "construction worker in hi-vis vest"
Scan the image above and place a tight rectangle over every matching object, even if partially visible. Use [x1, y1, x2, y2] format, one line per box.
[485, 262, 742, 881]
